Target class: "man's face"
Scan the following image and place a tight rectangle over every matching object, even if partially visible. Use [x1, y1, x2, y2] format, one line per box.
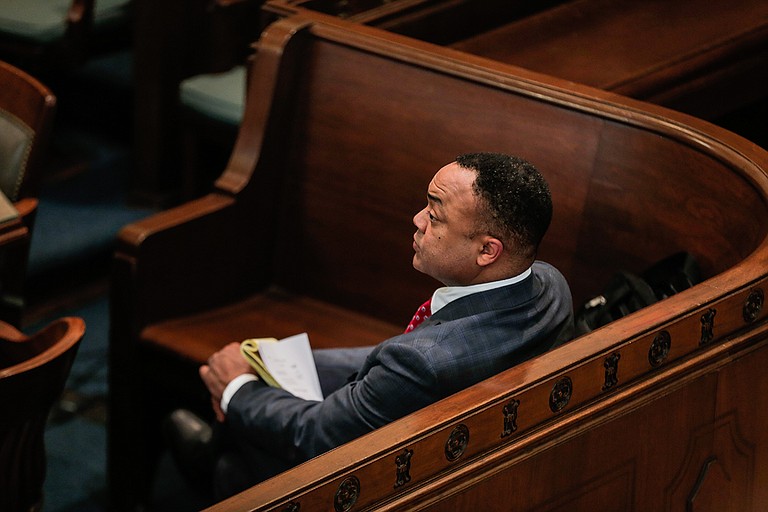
[412, 162, 487, 286]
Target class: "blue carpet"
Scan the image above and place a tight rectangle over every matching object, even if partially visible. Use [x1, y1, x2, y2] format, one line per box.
[44, 416, 107, 511]
[55, 297, 109, 397]
[28, 129, 154, 278]
[26, 117, 153, 512]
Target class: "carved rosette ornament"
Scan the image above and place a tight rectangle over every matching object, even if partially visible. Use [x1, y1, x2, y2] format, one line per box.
[334, 476, 361, 512]
[501, 398, 521, 438]
[444, 424, 470, 462]
[549, 376, 573, 413]
[743, 288, 764, 323]
[602, 353, 621, 391]
[700, 308, 716, 346]
[394, 448, 413, 488]
[648, 330, 672, 367]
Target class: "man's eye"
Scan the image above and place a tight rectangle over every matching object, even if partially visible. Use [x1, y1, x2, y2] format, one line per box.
[428, 212, 436, 222]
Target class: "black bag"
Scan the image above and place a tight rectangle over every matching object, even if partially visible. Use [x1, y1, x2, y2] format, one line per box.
[575, 252, 701, 335]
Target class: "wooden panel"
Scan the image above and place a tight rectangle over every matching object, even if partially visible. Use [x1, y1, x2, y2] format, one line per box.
[421, 374, 718, 511]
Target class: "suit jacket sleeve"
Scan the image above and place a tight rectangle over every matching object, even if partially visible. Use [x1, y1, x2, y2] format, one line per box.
[225, 337, 442, 462]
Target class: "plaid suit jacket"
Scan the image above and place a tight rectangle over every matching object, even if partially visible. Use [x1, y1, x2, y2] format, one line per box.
[226, 261, 573, 466]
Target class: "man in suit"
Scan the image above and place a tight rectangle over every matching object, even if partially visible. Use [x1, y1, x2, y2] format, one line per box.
[170, 152, 574, 499]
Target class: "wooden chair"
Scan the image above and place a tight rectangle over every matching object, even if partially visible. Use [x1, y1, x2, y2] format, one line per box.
[0, 0, 133, 78]
[0, 59, 56, 326]
[0, 316, 85, 512]
[109, 12, 768, 511]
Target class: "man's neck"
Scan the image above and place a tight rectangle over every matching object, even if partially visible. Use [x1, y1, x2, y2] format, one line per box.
[431, 265, 533, 314]
[468, 255, 534, 286]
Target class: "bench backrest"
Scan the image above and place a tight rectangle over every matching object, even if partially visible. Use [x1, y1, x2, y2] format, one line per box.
[219, 14, 766, 323]
[203, 13, 768, 511]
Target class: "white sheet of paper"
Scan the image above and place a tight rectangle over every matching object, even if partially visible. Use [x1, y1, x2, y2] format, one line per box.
[0, 191, 18, 224]
[257, 333, 323, 401]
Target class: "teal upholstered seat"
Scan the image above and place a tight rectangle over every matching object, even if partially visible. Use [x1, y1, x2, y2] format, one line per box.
[0, 0, 131, 44]
[179, 65, 246, 126]
[177, 65, 246, 198]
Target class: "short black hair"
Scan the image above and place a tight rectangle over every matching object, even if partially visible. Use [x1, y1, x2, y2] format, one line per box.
[456, 152, 552, 258]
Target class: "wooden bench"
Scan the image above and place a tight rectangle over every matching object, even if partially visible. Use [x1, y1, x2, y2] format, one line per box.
[267, 0, 768, 123]
[109, 13, 768, 511]
[449, 0, 768, 121]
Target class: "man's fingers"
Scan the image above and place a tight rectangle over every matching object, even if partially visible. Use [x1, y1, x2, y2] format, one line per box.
[200, 364, 223, 396]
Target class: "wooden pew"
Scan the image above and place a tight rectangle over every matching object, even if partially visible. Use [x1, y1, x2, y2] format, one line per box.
[448, 0, 768, 121]
[266, 0, 768, 123]
[109, 13, 768, 511]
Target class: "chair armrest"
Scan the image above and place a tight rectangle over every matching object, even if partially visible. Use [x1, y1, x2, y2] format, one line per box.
[13, 197, 37, 221]
[113, 192, 273, 331]
[0, 318, 23, 344]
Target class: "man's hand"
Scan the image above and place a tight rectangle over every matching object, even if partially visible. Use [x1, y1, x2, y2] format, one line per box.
[200, 342, 254, 422]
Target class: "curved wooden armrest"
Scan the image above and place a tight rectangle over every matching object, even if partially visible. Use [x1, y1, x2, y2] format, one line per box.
[114, 192, 272, 327]
[117, 193, 234, 250]
[13, 198, 38, 222]
[0, 317, 85, 373]
[0, 319, 25, 343]
[0, 199, 34, 246]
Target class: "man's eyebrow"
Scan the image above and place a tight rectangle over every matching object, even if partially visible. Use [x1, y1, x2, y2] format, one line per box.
[427, 192, 443, 205]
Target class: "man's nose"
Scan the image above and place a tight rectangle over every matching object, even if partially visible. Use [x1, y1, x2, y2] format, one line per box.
[413, 207, 427, 232]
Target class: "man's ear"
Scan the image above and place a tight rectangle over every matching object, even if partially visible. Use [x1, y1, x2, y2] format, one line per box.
[477, 237, 503, 267]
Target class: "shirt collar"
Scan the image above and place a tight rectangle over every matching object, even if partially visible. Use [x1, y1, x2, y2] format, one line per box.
[431, 266, 532, 314]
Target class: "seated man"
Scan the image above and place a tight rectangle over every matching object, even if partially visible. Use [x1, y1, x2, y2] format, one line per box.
[167, 152, 574, 499]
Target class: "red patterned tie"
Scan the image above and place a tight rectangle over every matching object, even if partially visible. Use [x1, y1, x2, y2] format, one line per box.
[405, 298, 432, 333]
